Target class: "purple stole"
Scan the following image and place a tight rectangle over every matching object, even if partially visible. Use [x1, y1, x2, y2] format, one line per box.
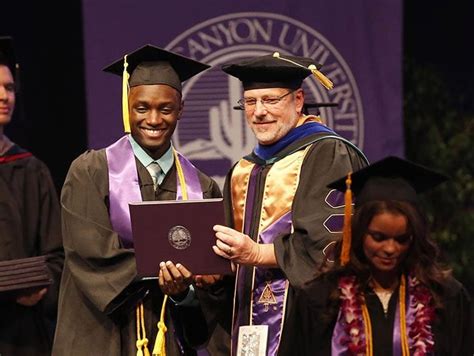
[105, 135, 203, 247]
[331, 285, 418, 355]
[231, 146, 310, 356]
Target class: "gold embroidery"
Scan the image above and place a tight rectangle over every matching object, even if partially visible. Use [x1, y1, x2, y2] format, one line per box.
[257, 282, 277, 312]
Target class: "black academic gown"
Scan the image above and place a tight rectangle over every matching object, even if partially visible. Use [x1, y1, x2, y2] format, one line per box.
[0, 144, 64, 356]
[292, 275, 473, 356]
[52, 148, 222, 356]
[222, 132, 368, 355]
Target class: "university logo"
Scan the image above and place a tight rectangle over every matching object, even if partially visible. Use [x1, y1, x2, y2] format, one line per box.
[168, 225, 192, 250]
[167, 12, 364, 187]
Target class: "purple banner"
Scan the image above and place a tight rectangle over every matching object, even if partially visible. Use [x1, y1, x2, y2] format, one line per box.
[83, 0, 402, 187]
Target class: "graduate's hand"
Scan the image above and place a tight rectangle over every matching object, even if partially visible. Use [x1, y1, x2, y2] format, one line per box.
[158, 261, 193, 296]
[212, 225, 260, 266]
[193, 274, 223, 289]
[15, 287, 48, 307]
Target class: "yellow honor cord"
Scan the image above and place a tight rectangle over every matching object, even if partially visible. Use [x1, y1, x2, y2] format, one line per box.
[173, 149, 188, 200]
[136, 302, 150, 356]
[150, 152, 188, 356]
[399, 275, 410, 355]
[362, 275, 409, 356]
[361, 300, 373, 356]
[340, 173, 353, 266]
[122, 54, 131, 133]
[152, 295, 169, 356]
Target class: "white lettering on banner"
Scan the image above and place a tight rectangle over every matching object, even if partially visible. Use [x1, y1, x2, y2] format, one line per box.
[166, 12, 364, 188]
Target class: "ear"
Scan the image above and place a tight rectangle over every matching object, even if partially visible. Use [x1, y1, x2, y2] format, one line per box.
[295, 89, 304, 115]
[177, 100, 184, 120]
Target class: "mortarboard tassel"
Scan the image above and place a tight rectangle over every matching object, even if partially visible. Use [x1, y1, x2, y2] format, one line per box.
[340, 173, 352, 266]
[152, 295, 169, 356]
[122, 55, 131, 133]
[308, 64, 334, 90]
[272, 52, 333, 90]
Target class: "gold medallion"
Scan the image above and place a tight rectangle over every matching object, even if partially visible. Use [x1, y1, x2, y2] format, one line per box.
[257, 282, 277, 312]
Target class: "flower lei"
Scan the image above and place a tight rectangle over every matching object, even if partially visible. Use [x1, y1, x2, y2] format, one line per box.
[337, 274, 435, 355]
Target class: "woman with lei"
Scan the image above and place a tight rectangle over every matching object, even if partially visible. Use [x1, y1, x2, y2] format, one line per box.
[283, 156, 473, 356]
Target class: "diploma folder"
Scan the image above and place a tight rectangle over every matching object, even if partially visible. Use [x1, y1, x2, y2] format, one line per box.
[129, 198, 232, 278]
[0, 255, 53, 298]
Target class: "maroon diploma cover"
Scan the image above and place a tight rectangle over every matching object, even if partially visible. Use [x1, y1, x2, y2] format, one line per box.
[129, 198, 232, 277]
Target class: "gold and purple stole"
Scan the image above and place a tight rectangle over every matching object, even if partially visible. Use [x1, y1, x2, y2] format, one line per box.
[230, 146, 311, 356]
[105, 135, 203, 247]
[332, 275, 422, 356]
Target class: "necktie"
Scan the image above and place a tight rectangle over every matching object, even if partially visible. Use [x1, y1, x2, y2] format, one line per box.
[147, 162, 162, 190]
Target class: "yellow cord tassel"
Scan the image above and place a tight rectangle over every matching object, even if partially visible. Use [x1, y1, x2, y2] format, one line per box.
[136, 303, 151, 356]
[122, 54, 131, 133]
[308, 64, 334, 90]
[152, 295, 169, 356]
[340, 173, 353, 266]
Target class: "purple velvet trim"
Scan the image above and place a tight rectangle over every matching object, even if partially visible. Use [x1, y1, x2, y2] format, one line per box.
[175, 151, 203, 200]
[106, 135, 141, 248]
[233, 211, 292, 356]
[325, 189, 345, 208]
[324, 215, 344, 233]
[252, 212, 292, 356]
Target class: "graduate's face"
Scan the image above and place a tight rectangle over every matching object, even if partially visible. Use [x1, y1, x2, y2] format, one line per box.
[363, 211, 412, 275]
[129, 84, 183, 159]
[243, 87, 304, 145]
[0, 65, 15, 128]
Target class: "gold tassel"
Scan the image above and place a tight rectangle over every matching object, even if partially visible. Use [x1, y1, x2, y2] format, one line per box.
[152, 295, 169, 356]
[136, 303, 151, 356]
[399, 275, 410, 356]
[308, 64, 334, 90]
[340, 173, 352, 266]
[122, 54, 131, 133]
[272, 52, 333, 90]
[361, 301, 373, 356]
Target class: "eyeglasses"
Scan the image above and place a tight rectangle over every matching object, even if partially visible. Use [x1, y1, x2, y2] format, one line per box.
[237, 89, 296, 110]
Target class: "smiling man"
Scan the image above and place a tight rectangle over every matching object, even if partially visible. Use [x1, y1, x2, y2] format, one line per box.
[212, 53, 369, 355]
[52, 45, 223, 356]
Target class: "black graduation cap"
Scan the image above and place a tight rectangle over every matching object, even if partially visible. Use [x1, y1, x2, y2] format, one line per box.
[103, 44, 210, 93]
[222, 52, 333, 91]
[0, 36, 17, 76]
[102, 44, 210, 133]
[328, 156, 449, 207]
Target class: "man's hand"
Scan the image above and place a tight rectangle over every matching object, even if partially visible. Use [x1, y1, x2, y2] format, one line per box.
[193, 274, 223, 289]
[16, 287, 48, 307]
[158, 261, 193, 296]
[213, 225, 278, 268]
